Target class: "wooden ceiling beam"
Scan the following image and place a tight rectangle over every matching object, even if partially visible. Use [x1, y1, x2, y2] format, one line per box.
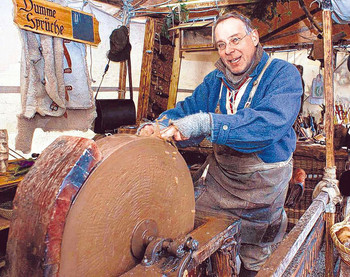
[145, 0, 258, 14]
[298, 0, 323, 33]
[260, 7, 321, 43]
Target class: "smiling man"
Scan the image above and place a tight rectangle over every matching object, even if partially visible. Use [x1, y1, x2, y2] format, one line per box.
[139, 12, 303, 276]
[215, 17, 258, 75]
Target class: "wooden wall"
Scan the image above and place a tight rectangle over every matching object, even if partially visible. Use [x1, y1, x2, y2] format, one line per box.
[137, 18, 175, 122]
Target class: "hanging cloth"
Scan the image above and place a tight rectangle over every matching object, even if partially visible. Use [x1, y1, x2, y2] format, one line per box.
[331, 0, 350, 24]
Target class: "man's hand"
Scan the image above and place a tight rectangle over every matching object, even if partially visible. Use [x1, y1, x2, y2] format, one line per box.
[138, 112, 211, 141]
[160, 125, 189, 141]
[165, 112, 211, 141]
[138, 124, 155, 136]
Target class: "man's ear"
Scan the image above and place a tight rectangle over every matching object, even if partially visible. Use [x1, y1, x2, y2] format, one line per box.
[251, 29, 259, 46]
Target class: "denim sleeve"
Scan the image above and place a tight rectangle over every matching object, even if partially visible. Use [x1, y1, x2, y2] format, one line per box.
[156, 71, 219, 127]
[155, 71, 220, 147]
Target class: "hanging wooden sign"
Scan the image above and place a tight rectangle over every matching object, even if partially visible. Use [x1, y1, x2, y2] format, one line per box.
[12, 0, 100, 46]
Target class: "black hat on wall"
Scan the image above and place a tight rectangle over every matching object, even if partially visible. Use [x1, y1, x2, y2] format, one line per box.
[107, 25, 131, 62]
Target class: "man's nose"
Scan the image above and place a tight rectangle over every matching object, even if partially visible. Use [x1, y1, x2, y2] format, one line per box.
[225, 43, 235, 54]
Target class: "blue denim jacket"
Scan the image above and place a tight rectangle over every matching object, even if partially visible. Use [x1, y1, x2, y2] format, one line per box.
[157, 52, 303, 163]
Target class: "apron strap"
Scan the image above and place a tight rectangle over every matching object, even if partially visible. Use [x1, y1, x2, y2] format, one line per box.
[219, 82, 224, 104]
[244, 57, 274, 108]
[215, 82, 224, 113]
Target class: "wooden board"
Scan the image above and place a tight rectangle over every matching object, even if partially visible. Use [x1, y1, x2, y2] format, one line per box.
[121, 211, 241, 276]
[13, 0, 100, 46]
[168, 30, 181, 110]
[137, 18, 175, 121]
[283, 215, 325, 276]
[137, 17, 155, 123]
[257, 192, 328, 276]
[143, 0, 259, 14]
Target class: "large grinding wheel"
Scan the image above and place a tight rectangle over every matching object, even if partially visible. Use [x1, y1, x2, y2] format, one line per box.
[5, 134, 195, 276]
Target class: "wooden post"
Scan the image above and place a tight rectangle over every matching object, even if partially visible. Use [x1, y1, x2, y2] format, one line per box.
[127, 58, 133, 100]
[325, 211, 335, 277]
[167, 30, 182, 110]
[322, 1, 335, 276]
[323, 7, 335, 169]
[118, 61, 127, 99]
[137, 17, 155, 123]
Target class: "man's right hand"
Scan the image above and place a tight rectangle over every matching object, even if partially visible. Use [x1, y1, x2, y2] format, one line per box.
[160, 125, 188, 141]
[138, 124, 155, 136]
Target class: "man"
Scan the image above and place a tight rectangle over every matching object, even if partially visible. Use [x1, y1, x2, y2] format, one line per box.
[139, 12, 303, 276]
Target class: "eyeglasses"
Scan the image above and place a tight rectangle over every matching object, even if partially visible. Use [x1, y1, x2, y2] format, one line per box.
[216, 33, 249, 51]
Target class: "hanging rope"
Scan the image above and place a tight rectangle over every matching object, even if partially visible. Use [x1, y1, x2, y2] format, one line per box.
[95, 60, 110, 99]
[121, 0, 134, 26]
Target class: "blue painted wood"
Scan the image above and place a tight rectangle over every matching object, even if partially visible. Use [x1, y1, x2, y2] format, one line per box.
[71, 11, 94, 42]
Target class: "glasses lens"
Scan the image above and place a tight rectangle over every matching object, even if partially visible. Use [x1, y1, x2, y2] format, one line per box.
[217, 43, 225, 50]
[217, 33, 249, 50]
